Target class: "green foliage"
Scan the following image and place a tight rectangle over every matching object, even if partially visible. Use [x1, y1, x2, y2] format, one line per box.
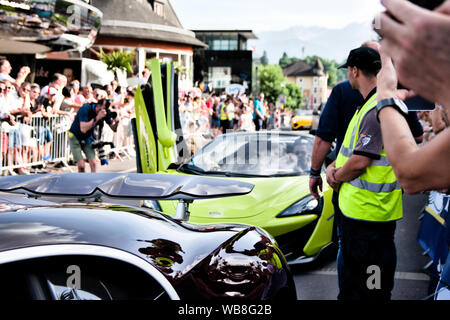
[279, 52, 300, 69]
[258, 64, 285, 104]
[99, 49, 135, 77]
[278, 53, 347, 87]
[283, 82, 302, 110]
[258, 64, 302, 109]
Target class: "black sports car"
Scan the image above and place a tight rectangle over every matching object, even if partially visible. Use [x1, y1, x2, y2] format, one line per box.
[0, 173, 296, 300]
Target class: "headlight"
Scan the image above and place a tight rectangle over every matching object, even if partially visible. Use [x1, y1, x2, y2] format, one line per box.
[141, 200, 162, 212]
[277, 195, 323, 218]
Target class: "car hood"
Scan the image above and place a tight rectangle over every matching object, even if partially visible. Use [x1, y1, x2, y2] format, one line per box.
[0, 201, 294, 299]
[163, 170, 311, 219]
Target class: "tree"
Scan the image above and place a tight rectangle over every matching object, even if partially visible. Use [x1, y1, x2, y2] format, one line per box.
[258, 64, 285, 104]
[279, 53, 300, 69]
[260, 50, 269, 65]
[99, 49, 135, 80]
[283, 82, 302, 110]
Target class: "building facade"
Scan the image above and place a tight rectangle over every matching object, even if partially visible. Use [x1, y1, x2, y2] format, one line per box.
[192, 30, 257, 94]
[89, 0, 206, 90]
[283, 59, 328, 109]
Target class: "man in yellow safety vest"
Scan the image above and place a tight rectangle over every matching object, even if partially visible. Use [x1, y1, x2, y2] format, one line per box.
[326, 47, 402, 300]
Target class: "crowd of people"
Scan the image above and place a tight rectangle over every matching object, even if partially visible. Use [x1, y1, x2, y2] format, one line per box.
[178, 90, 290, 137]
[0, 58, 136, 175]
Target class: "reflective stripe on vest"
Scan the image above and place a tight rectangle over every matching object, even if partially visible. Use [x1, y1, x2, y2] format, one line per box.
[336, 92, 403, 222]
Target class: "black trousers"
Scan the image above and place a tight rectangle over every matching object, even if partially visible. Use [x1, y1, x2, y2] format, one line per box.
[336, 202, 397, 301]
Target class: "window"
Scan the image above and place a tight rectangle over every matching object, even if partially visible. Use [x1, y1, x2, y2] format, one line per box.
[0, 255, 170, 300]
[154, 1, 164, 17]
[208, 67, 231, 88]
[203, 33, 239, 51]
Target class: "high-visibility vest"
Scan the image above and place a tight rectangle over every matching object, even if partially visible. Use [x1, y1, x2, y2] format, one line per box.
[220, 104, 228, 120]
[335, 92, 403, 222]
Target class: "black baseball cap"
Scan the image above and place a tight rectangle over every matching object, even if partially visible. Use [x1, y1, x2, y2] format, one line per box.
[339, 47, 381, 73]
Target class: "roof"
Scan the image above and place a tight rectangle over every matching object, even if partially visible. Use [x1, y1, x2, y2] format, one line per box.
[193, 30, 258, 40]
[91, 0, 207, 47]
[283, 59, 326, 77]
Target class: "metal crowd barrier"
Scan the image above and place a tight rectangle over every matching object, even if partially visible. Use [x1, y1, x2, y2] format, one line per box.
[0, 114, 135, 175]
[0, 115, 72, 175]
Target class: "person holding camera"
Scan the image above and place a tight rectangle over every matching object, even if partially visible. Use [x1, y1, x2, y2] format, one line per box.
[68, 99, 119, 173]
[374, 0, 450, 193]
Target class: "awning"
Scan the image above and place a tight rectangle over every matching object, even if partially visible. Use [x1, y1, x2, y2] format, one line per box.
[0, 39, 50, 54]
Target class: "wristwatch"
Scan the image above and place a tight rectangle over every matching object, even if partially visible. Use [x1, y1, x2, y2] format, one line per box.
[376, 97, 408, 122]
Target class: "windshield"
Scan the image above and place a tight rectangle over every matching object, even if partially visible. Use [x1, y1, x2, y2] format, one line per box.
[296, 109, 313, 116]
[185, 133, 313, 177]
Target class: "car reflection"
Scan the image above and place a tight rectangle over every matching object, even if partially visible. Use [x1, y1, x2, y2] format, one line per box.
[0, 0, 102, 51]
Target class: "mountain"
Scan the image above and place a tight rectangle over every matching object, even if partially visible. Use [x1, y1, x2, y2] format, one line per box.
[249, 21, 378, 64]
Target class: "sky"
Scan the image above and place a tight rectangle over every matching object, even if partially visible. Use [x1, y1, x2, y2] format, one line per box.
[169, 0, 385, 32]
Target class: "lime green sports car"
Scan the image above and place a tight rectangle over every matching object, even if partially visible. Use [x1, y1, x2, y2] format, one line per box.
[145, 131, 336, 265]
[133, 60, 336, 265]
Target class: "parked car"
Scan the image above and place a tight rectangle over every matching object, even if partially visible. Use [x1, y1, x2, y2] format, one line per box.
[0, 173, 296, 300]
[291, 109, 321, 131]
[148, 131, 336, 266]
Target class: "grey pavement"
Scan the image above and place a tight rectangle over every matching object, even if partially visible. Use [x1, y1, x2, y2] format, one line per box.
[46, 156, 138, 174]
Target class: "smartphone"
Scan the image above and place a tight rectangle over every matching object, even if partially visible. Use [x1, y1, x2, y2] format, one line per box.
[397, 83, 436, 111]
[409, 0, 444, 10]
[404, 95, 436, 111]
[386, 0, 444, 22]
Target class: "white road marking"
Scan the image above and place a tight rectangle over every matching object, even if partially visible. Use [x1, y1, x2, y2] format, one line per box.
[303, 268, 430, 281]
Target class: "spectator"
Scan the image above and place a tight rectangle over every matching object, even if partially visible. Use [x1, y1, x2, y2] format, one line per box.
[74, 85, 95, 106]
[253, 93, 265, 131]
[0, 59, 30, 89]
[210, 96, 220, 135]
[139, 68, 151, 86]
[2, 80, 28, 174]
[68, 99, 119, 173]
[240, 104, 255, 132]
[219, 97, 230, 134]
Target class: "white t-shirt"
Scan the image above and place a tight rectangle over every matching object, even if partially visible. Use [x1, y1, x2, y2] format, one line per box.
[0, 73, 15, 82]
[227, 103, 235, 120]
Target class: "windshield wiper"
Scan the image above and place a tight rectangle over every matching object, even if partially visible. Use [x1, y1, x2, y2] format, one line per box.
[178, 163, 206, 175]
[222, 172, 271, 178]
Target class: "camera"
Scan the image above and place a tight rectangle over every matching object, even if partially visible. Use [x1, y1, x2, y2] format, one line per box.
[92, 99, 118, 165]
[96, 99, 118, 125]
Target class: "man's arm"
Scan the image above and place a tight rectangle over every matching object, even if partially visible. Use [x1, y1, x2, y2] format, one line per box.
[334, 155, 372, 183]
[80, 118, 97, 134]
[377, 47, 450, 193]
[309, 136, 332, 199]
[379, 108, 450, 193]
[80, 109, 106, 134]
[310, 136, 332, 172]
